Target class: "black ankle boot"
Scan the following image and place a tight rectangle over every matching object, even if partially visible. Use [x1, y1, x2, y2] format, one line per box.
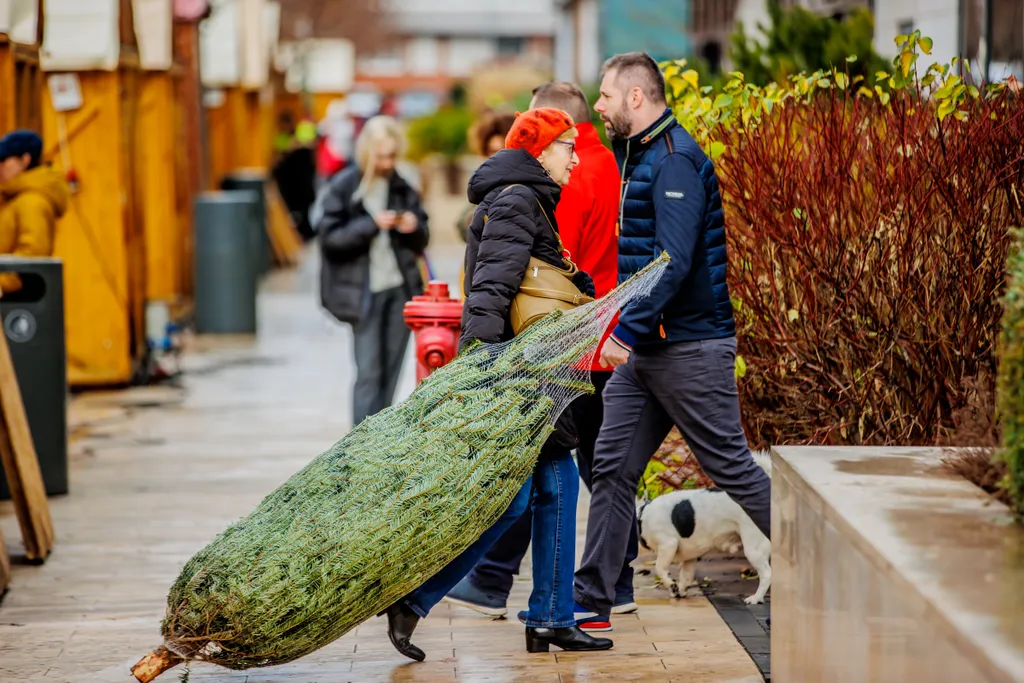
[381, 602, 425, 661]
[525, 626, 613, 653]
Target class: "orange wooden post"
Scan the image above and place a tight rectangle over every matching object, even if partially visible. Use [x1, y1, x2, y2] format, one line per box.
[136, 2, 183, 315]
[0, 0, 44, 135]
[172, 13, 204, 301]
[40, 0, 148, 386]
[0, 523, 10, 591]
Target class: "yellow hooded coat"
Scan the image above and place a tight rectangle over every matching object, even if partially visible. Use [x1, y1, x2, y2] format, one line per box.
[0, 166, 69, 293]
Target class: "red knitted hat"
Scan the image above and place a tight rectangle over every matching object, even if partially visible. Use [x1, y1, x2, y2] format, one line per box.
[504, 108, 575, 158]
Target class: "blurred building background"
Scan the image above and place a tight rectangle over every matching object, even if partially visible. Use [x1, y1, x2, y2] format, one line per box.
[0, 0, 1020, 391]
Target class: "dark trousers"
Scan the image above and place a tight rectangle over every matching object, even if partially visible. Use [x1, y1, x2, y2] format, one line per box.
[406, 447, 580, 627]
[574, 337, 772, 614]
[352, 286, 410, 426]
[466, 372, 639, 603]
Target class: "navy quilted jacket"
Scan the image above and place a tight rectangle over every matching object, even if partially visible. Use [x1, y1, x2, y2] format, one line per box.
[610, 109, 736, 348]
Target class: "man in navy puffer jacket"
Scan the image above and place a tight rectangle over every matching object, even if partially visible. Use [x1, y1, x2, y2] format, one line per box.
[572, 52, 773, 629]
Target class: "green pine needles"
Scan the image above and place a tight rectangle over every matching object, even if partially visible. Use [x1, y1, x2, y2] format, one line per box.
[140, 254, 670, 677]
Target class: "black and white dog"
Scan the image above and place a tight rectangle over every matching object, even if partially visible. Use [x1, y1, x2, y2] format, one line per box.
[636, 452, 772, 605]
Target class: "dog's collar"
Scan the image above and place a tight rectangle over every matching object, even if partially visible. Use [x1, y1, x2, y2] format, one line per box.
[637, 499, 652, 551]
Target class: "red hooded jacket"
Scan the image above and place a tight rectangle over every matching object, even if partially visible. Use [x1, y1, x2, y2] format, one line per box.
[556, 122, 620, 372]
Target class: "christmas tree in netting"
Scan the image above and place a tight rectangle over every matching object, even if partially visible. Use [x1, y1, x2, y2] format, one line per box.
[132, 254, 669, 681]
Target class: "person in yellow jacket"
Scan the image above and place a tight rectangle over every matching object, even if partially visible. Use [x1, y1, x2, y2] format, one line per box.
[0, 130, 69, 294]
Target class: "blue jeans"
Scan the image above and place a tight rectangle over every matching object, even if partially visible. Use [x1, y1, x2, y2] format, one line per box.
[404, 448, 579, 628]
[467, 373, 638, 604]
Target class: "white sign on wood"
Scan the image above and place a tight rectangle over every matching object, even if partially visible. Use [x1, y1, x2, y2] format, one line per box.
[47, 73, 83, 112]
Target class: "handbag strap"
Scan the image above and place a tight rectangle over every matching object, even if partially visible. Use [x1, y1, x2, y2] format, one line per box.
[518, 284, 593, 306]
[489, 184, 577, 272]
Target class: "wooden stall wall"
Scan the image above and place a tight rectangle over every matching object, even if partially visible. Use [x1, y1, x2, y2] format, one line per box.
[0, 38, 43, 133]
[40, 0, 148, 386]
[43, 68, 146, 386]
[137, 70, 181, 305]
[172, 18, 203, 301]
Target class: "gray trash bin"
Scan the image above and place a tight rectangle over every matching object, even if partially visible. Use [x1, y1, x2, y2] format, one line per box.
[221, 170, 270, 274]
[0, 257, 68, 499]
[194, 191, 259, 334]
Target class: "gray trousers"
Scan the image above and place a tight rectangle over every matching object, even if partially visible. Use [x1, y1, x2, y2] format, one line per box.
[352, 286, 410, 427]
[573, 337, 772, 614]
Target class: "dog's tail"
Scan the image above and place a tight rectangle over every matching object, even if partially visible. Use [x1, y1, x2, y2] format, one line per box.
[752, 451, 772, 477]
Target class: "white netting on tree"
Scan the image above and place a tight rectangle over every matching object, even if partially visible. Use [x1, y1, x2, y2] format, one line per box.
[132, 254, 670, 681]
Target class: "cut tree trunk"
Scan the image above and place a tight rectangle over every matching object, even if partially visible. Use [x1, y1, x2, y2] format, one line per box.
[132, 646, 183, 682]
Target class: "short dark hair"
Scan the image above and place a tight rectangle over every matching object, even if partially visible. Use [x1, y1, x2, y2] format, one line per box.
[473, 111, 517, 154]
[601, 52, 666, 104]
[530, 81, 591, 126]
[0, 130, 43, 167]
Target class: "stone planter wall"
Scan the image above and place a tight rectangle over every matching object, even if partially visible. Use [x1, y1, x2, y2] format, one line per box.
[772, 446, 1024, 683]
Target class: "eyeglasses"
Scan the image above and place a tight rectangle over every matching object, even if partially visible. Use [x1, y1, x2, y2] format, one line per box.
[553, 140, 576, 155]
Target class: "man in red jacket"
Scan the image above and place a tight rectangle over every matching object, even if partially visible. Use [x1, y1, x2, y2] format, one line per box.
[444, 82, 636, 630]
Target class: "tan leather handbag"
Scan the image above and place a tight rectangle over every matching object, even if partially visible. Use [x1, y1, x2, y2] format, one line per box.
[485, 186, 592, 335]
[510, 255, 594, 334]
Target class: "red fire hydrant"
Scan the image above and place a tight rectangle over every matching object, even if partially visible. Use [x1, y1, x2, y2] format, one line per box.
[403, 281, 464, 384]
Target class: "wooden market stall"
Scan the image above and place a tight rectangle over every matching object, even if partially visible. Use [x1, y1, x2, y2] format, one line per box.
[39, 0, 148, 386]
[277, 38, 353, 123]
[200, 0, 278, 184]
[171, 0, 208, 300]
[201, 0, 303, 265]
[302, 40, 353, 123]
[135, 0, 183, 324]
[0, 0, 44, 134]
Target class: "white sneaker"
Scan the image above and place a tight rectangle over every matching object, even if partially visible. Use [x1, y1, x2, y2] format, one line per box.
[611, 601, 638, 615]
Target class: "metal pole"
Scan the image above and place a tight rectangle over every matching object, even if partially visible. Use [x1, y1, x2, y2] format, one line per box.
[984, 0, 993, 82]
[957, 0, 965, 74]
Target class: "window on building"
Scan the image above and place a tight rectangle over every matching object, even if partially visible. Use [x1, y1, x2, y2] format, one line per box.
[897, 19, 914, 37]
[358, 44, 404, 77]
[962, 0, 984, 70]
[962, 0, 1023, 83]
[447, 38, 498, 77]
[701, 41, 723, 75]
[406, 37, 440, 76]
[496, 37, 525, 56]
[991, 0, 1024, 81]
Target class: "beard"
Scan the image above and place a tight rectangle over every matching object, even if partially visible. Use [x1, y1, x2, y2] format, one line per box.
[603, 103, 632, 141]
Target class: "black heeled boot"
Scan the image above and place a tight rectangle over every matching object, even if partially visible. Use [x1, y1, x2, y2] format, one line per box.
[380, 602, 425, 661]
[525, 626, 614, 652]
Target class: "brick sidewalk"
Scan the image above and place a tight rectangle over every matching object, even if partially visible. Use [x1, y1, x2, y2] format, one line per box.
[1, 196, 762, 682]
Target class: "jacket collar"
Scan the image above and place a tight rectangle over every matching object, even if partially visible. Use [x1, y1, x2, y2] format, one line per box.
[468, 148, 561, 208]
[529, 159, 563, 213]
[613, 108, 677, 159]
[0, 165, 70, 215]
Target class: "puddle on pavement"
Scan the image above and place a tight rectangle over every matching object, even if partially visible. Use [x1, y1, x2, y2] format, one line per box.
[889, 506, 1024, 654]
[185, 355, 284, 377]
[834, 454, 937, 477]
[891, 485, 985, 500]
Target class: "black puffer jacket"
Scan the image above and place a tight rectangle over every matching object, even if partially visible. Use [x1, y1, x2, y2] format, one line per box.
[461, 148, 581, 346]
[317, 166, 429, 325]
[461, 148, 593, 452]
